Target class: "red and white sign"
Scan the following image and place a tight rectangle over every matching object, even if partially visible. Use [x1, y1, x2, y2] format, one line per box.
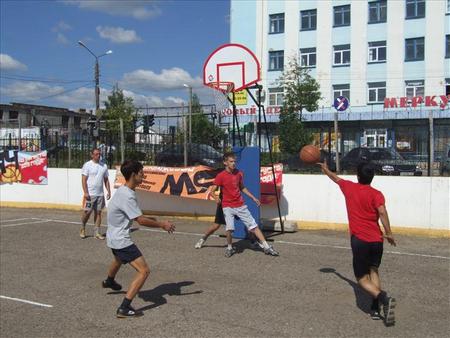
[260, 163, 283, 205]
[221, 106, 281, 116]
[384, 95, 450, 109]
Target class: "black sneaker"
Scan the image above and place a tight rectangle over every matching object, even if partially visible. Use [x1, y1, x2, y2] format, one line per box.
[382, 297, 396, 326]
[370, 309, 382, 320]
[102, 279, 122, 291]
[116, 306, 143, 318]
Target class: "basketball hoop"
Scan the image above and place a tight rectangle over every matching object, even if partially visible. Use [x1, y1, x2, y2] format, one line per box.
[206, 81, 234, 115]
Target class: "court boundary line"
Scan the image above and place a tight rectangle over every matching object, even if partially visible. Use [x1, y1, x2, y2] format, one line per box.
[6, 218, 449, 261]
[0, 295, 53, 308]
[1, 220, 51, 228]
[0, 218, 35, 223]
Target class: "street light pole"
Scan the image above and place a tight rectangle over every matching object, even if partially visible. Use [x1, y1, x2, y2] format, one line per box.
[78, 41, 112, 116]
[95, 59, 100, 112]
[183, 84, 192, 145]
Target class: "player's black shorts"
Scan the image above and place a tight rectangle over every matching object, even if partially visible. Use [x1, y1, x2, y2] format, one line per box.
[350, 235, 383, 279]
[214, 203, 226, 225]
[111, 244, 142, 264]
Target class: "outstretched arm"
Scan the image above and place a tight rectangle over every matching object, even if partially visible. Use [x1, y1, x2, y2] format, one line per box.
[318, 161, 341, 184]
[135, 215, 175, 233]
[377, 205, 396, 246]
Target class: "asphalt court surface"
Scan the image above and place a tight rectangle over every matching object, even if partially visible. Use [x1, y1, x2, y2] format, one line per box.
[1, 207, 449, 337]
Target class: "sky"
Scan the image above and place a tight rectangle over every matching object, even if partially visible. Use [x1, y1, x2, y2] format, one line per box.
[0, 0, 230, 110]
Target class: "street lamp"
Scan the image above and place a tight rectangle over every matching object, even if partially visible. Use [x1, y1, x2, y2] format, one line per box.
[78, 41, 112, 115]
[183, 84, 193, 145]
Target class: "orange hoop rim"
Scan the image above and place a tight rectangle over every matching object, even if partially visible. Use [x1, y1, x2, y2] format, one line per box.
[205, 81, 235, 93]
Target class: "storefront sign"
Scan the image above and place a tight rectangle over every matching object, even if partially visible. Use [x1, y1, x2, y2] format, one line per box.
[384, 95, 450, 109]
[229, 90, 248, 105]
[221, 106, 281, 115]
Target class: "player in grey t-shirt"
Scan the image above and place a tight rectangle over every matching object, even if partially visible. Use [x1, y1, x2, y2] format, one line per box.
[102, 160, 175, 318]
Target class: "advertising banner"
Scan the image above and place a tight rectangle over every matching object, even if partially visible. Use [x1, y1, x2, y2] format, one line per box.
[115, 164, 283, 204]
[0, 150, 48, 184]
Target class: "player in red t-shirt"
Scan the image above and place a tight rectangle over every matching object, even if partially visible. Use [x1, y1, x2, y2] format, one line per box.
[208, 152, 279, 257]
[319, 161, 397, 326]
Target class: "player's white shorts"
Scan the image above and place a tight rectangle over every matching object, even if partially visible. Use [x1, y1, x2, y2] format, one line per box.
[222, 205, 258, 232]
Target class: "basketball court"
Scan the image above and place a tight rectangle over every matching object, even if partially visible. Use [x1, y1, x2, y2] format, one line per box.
[1, 207, 449, 337]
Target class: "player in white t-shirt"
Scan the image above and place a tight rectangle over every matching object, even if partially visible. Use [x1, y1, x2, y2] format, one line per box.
[80, 148, 111, 239]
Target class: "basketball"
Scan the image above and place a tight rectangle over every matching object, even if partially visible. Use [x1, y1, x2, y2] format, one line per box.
[299, 145, 321, 164]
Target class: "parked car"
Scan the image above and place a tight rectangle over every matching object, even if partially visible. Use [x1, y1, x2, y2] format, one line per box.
[440, 144, 450, 176]
[155, 143, 223, 168]
[335, 147, 422, 176]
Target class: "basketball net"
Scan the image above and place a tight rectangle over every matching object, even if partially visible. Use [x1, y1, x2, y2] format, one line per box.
[205, 81, 234, 118]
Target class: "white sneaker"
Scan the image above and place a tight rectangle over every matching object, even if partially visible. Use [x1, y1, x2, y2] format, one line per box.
[195, 238, 205, 249]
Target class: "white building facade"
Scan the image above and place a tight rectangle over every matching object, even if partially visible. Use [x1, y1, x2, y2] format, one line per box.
[227, 0, 450, 159]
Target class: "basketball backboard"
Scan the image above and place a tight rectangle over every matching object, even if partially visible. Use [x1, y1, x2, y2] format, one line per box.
[203, 43, 261, 92]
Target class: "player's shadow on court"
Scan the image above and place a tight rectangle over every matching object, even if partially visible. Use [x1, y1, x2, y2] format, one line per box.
[136, 281, 203, 312]
[319, 267, 371, 314]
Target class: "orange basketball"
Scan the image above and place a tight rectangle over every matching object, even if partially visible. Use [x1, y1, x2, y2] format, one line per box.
[299, 145, 321, 164]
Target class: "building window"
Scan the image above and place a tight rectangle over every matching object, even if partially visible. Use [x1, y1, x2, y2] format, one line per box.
[9, 111, 19, 120]
[368, 0, 387, 23]
[300, 48, 316, 67]
[447, 0, 450, 14]
[368, 41, 386, 63]
[62, 116, 69, 128]
[368, 82, 386, 103]
[0, 110, 3, 121]
[405, 80, 424, 98]
[333, 84, 350, 101]
[269, 50, 284, 71]
[446, 35, 450, 59]
[334, 5, 350, 27]
[405, 37, 424, 61]
[269, 13, 284, 34]
[300, 9, 317, 31]
[406, 0, 425, 19]
[268, 88, 284, 106]
[74, 116, 81, 128]
[333, 44, 351, 66]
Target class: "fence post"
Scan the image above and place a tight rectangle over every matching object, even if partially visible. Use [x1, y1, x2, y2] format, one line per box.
[183, 105, 188, 167]
[334, 111, 340, 173]
[428, 111, 434, 177]
[18, 117, 22, 151]
[68, 121, 72, 168]
[120, 118, 124, 163]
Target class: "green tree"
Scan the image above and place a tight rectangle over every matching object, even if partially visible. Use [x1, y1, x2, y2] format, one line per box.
[175, 94, 224, 148]
[277, 57, 321, 154]
[103, 84, 135, 133]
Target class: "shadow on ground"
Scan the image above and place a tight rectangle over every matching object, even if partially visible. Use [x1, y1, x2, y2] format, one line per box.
[137, 281, 203, 312]
[320, 267, 371, 314]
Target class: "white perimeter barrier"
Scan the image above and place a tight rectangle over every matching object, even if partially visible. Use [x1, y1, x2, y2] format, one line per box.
[1, 168, 449, 230]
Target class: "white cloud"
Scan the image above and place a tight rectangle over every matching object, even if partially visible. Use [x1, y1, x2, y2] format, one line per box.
[52, 20, 72, 45]
[96, 26, 142, 44]
[121, 67, 201, 91]
[64, 1, 161, 20]
[0, 81, 62, 100]
[0, 81, 184, 109]
[52, 20, 72, 32]
[56, 33, 70, 45]
[0, 54, 28, 71]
